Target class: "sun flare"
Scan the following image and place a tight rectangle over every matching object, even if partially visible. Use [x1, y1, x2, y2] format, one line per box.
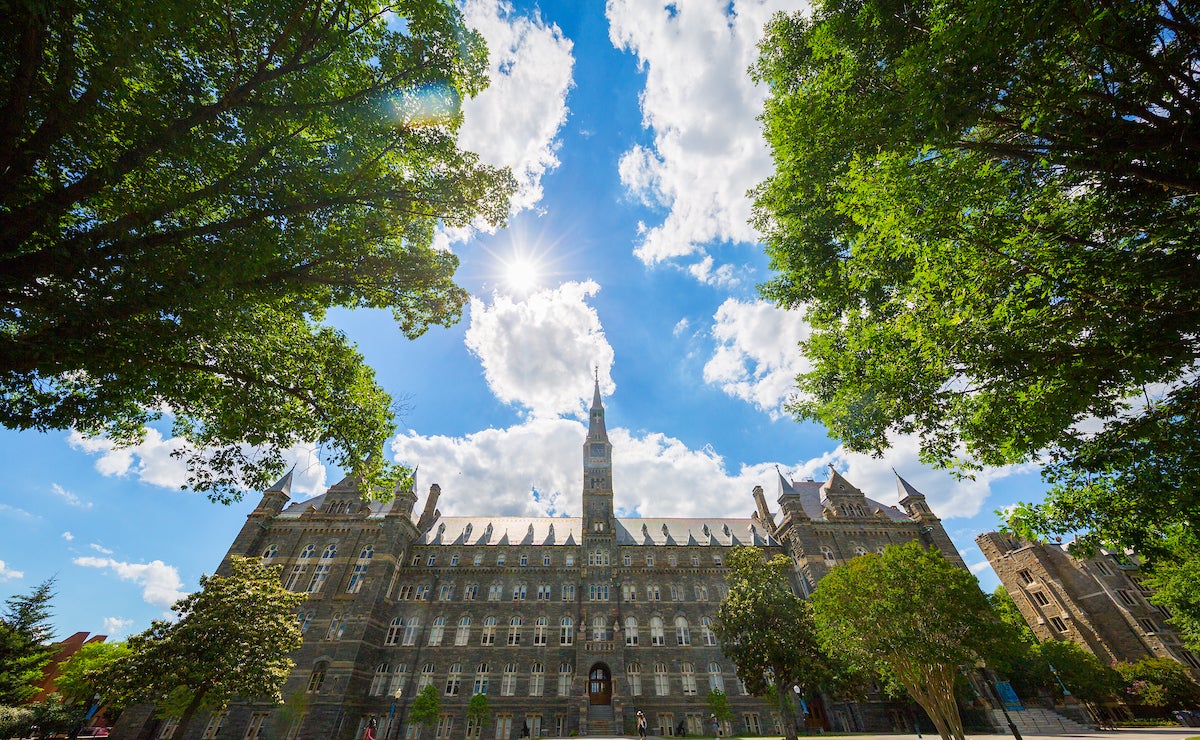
[504, 258, 541, 293]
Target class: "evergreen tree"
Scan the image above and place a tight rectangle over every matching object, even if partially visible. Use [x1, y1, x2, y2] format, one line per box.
[0, 579, 56, 705]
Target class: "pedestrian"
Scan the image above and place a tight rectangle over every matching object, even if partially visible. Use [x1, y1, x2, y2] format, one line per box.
[710, 714, 720, 737]
[637, 710, 647, 739]
[364, 716, 378, 740]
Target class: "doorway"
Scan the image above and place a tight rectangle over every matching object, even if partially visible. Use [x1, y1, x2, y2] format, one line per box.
[588, 664, 612, 705]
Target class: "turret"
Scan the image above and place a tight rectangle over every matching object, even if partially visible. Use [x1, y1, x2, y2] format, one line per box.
[416, 483, 441, 533]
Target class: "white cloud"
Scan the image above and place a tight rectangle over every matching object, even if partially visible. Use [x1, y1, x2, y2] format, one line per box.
[102, 616, 135, 637]
[703, 298, 812, 417]
[459, 0, 575, 215]
[0, 503, 35, 520]
[61, 531, 75, 542]
[68, 430, 327, 498]
[464, 281, 615, 418]
[607, 0, 807, 275]
[73, 557, 187, 608]
[50, 483, 92, 509]
[0, 560, 24, 581]
[89, 543, 114, 555]
[672, 318, 690, 336]
[969, 560, 994, 575]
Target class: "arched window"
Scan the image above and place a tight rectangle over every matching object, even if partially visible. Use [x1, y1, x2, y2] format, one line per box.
[390, 664, 408, 697]
[481, 616, 497, 646]
[473, 663, 490, 695]
[533, 616, 548, 646]
[501, 663, 518, 696]
[681, 662, 697, 695]
[853, 546, 867, 558]
[507, 616, 523, 645]
[675, 616, 691, 645]
[445, 663, 462, 696]
[694, 583, 709, 601]
[488, 582, 503, 601]
[626, 662, 642, 696]
[653, 662, 669, 696]
[530, 662, 545, 697]
[261, 544, 277, 564]
[701, 616, 717, 646]
[385, 617, 403, 646]
[428, 616, 446, 646]
[557, 663, 573, 697]
[326, 612, 347, 641]
[284, 544, 315, 591]
[625, 616, 639, 646]
[820, 546, 837, 567]
[347, 545, 373, 594]
[591, 616, 607, 642]
[370, 663, 392, 695]
[455, 616, 471, 646]
[306, 661, 328, 693]
[708, 662, 725, 692]
[402, 616, 420, 646]
[650, 617, 665, 646]
[417, 663, 436, 691]
[646, 585, 660, 601]
[307, 544, 336, 593]
[560, 616, 574, 645]
[297, 611, 313, 633]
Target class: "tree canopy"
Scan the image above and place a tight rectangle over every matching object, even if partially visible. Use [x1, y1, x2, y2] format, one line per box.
[0, 0, 515, 502]
[407, 684, 441, 732]
[1145, 529, 1200, 654]
[714, 547, 837, 740]
[808, 543, 1004, 740]
[54, 640, 131, 708]
[0, 579, 56, 705]
[108, 557, 305, 736]
[752, 0, 1200, 554]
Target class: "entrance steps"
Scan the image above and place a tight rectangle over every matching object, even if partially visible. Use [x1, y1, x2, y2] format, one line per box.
[588, 704, 615, 736]
[989, 707, 1095, 734]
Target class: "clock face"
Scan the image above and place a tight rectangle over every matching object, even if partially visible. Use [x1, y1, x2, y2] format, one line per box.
[590, 443, 605, 457]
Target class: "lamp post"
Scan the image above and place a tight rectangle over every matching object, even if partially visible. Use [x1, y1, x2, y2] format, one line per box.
[1048, 664, 1071, 698]
[792, 684, 808, 737]
[388, 688, 403, 740]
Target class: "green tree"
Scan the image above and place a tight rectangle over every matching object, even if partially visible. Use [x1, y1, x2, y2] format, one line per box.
[714, 547, 836, 740]
[0, 0, 515, 502]
[0, 579, 56, 705]
[1145, 529, 1200, 654]
[1036, 640, 1119, 710]
[751, 0, 1200, 556]
[54, 640, 131, 707]
[466, 692, 491, 735]
[808, 542, 1004, 740]
[108, 557, 305, 736]
[706, 688, 734, 726]
[1115, 658, 1200, 709]
[407, 684, 441, 735]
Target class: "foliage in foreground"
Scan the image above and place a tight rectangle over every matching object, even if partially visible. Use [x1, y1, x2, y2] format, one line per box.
[108, 557, 305, 737]
[1116, 658, 1200, 709]
[0, 0, 516, 502]
[0, 579, 56, 705]
[752, 0, 1200, 557]
[408, 685, 442, 731]
[809, 543, 1005, 740]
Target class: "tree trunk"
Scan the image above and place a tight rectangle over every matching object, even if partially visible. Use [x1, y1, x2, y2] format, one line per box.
[776, 683, 798, 740]
[176, 688, 207, 739]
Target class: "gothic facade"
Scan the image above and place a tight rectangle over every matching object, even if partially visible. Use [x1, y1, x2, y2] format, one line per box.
[125, 383, 969, 739]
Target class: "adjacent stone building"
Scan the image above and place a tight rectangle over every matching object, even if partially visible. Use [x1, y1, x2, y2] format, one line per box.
[131, 382, 970, 739]
[976, 532, 1200, 676]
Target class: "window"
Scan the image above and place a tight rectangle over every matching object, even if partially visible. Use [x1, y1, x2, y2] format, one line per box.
[428, 616, 446, 646]
[588, 584, 609, 601]
[537, 585, 551, 600]
[508, 616, 523, 645]
[307, 662, 328, 693]
[202, 710, 228, 739]
[668, 553, 678, 567]
[627, 662, 642, 696]
[482, 617, 497, 646]
[647, 585, 660, 601]
[495, 715, 513, 740]
[298, 611, 313, 634]
[474, 663, 491, 695]
[466, 716, 484, 740]
[385, 617, 404, 646]
[650, 617, 665, 646]
[625, 617, 639, 646]
[441, 662, 458, 690]
[560, 617, 574, 645]
[436, 715, 454, 740]
[669, 584, 678, 601]
[1117, 590, 1138, 606]
[820, 546, 836, 567]
[520, 554, 528, 566]
[654, 662, 670, 695]
[695, 584, 708, 601]
[308, 544, 336, 593]
[1049, 616, 1068, 632]
[1138, 618, 1158, 633]
[285, 544, 314, 591]
[416, 584, 430, 600]
[418, 663, 436, 691]
[681, 662, 697, 695]
[326, 613, 347, 641]
[371, 664, 393, 695]
[689, 554, 699, 566]
[501, 663, 518, 696]
[675, 616, 691, 645]
[530, 662, 545, 696]
[1032, 591, 1051, 606]
[403, 617, 420, 646]
[488, 583, 503, 601]
[708, 662, 725, 692]
[346, 545, 374, 593]
[557, 663, 573, 696]
[474, 554, 483, 566]
[589, 549, 609, 566]
[527, 716, 542, 740]
[713, 554, 723, 566]
[744, 713, 762, 735]
[624, 554, 632, 567]
[243, 713, 268, 740]
[450, 554, 460, 566]
[497, 553, 506, 565]
[157, 719, 178, 739]
[261, 545, 277, 564]
[389, 665, 408, 698]
[592, 616, 607, 642]
[399, 585, 414, 600]
[565, 554, 575, 566]
[561, 584, 575, 601]
[543, 554, 552, 566]
[646, 554, 655, 566]
[701, 617, 717, 646]
[464, 584, 478, 601]
[657, 714, 674, 738]
[534, 616, 548, 646]
[623, 584, 637, 602]
[1093, 560, 1113, 576]
[411, 555, 421, 566]
[455, 616, 471, 646]
[1018, 570, 1035, 584]
[854, 546, 867, 557]
[512, 584, 527, 601]
[427, 555, 436, 566]
[439, 583, 455, 601]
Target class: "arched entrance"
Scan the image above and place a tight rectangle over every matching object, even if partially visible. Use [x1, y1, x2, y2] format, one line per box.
[587, 663, 612, 705]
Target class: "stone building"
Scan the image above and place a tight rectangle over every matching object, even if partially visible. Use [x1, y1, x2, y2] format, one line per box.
[976, 532, 1200, 676]
[127, 382, 969, 740]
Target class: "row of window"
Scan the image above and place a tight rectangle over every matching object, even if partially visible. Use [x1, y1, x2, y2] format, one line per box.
[359, 661, 737, 698]
[818, 545, 886, 566]
[408, 549, 729, 568]
[394, 581, 728, 602]
[265, 543, 374, 595]
[374, 615, 719, 647]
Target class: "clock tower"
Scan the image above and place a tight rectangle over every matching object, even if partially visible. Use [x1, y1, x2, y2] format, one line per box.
[582, 374, 614, 535]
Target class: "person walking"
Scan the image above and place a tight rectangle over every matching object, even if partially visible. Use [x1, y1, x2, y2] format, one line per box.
[637, 711, 647, 739]
[710, 714, 720, 737]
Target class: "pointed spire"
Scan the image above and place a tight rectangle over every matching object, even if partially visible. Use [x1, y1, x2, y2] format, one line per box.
[587, 372, 608, 441]
[775, 465, 797, 496]
[895, 469, 926, 500]
[265, 465, 295, 496]
[821, 464, 862, 497]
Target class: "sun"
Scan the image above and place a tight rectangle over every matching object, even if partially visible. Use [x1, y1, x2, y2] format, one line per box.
[503, 257, 541, 293]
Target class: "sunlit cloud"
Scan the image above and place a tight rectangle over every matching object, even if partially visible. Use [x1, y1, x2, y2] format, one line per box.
[51, 483, 92, 509]
[0, 560, 24, 581]
[73, 557, 187, 608]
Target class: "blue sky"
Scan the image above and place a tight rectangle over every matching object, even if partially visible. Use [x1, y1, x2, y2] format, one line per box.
[0, 0, 1048, 640]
